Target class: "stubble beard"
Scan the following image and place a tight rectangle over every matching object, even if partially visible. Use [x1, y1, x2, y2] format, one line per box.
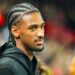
[25, 44, 44, 52]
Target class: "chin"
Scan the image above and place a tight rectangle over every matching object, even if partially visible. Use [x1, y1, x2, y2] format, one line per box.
[25, 44, 44, 52]
[31, 46, 44, 52]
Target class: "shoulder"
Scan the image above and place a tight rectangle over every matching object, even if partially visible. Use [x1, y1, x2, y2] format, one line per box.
[0, 56, 18, 75]
[0, 55, 17, 65]
[0, 56, 28, 75]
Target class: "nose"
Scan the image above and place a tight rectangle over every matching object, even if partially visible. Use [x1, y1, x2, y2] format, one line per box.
[36, 28, 44, 39]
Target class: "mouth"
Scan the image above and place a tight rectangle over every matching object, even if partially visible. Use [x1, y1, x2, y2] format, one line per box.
[35, 39, 44, 45]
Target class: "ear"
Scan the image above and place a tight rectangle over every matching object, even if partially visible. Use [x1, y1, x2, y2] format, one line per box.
[11, 25, 20, 38]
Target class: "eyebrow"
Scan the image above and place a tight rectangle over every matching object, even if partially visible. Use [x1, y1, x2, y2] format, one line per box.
[29, 22, 45, 27]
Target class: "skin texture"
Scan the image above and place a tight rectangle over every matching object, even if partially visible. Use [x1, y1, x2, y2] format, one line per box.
[11, 12, 45, 60]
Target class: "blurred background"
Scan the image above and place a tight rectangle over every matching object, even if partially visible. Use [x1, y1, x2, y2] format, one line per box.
[0, 0, 75, 75]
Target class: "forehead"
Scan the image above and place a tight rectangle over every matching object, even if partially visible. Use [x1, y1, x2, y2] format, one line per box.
[20, 12, 44, 25]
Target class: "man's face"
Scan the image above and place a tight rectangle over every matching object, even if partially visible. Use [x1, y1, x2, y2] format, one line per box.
[18, 12, 45, 51]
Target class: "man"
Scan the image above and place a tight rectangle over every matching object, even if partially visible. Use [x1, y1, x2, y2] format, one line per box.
[0, 2, 45, 75]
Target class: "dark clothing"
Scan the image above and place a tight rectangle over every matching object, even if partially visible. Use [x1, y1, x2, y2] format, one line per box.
[0, 45, 40, 75]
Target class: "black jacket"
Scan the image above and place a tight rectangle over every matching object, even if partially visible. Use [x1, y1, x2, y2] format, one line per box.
[0, 44, 40, 75]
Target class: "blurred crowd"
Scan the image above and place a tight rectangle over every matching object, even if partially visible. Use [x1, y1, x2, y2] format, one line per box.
[0, 0, 75, 75]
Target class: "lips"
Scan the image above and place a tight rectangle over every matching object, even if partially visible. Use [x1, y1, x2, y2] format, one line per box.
[35, 39, 44, 45]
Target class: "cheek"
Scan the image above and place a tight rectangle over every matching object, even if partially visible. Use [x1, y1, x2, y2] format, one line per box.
[21, 32, 35, 43]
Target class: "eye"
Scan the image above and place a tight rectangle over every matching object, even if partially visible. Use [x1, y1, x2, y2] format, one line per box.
[41, 23, 45, 29]
[29, 25, 37, 31]
[30, 27, 36, 31]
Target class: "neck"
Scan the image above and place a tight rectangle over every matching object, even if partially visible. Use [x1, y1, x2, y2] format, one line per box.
[15, 39, 33, 60]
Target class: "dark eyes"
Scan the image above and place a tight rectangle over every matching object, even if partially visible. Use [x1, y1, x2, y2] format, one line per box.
[29, 25, 37, 31]
[29, 23, 45, 31]
[41, 24, 44, 29]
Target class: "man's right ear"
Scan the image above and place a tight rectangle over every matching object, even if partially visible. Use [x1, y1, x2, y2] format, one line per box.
[11, 25, 20, 38]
